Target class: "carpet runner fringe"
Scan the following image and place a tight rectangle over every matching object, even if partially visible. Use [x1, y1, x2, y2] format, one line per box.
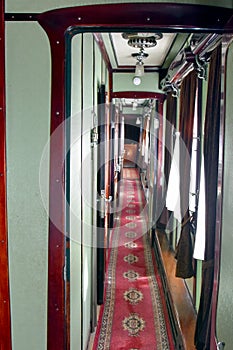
[93, 169, 175, 349]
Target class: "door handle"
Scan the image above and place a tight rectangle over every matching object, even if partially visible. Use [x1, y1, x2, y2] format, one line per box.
[105, 195, 112, 203]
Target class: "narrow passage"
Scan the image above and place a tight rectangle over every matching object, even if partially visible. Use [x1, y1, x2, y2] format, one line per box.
[93, 169, 175, 349]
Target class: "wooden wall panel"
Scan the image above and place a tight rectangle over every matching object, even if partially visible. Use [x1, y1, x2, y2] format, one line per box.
[36, 24, 66, 349]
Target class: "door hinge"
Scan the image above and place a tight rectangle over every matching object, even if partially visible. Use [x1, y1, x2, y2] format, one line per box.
[63, 249, 70, 282]
[63, 263, 67, 281]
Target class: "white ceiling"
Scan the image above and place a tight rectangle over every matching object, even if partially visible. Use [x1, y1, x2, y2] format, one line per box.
[110, 32, 176, 67]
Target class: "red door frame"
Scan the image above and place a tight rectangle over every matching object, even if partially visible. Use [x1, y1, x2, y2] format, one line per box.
[0, 0, 12, 349]
[2, 3, 229, 349]
[36, 4, 233, 349]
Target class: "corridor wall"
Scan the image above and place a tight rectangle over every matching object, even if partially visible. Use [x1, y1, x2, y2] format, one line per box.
[4, 1, 233, 349]
[6, 22, 50, 350]
[70, 33, 108, 350]
[113, 72, 159, 92]
[70, 34, 82, 350]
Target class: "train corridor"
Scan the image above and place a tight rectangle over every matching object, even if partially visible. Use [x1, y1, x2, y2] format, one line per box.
[89, 168, 196, 350]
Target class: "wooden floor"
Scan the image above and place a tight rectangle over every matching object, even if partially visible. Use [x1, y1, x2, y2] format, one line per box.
[157, 229, 197, 350]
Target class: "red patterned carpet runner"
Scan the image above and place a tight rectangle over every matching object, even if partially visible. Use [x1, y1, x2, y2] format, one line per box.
[93, 169, 175, 349]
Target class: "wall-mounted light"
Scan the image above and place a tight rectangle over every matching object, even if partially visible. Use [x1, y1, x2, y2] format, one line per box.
[154, 117, 160, 129]
[136, 117, 141, 125]
[132, 76, 141, 86]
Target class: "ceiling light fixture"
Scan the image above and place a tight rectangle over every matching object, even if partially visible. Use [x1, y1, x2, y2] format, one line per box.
[132, 76, 141, 86]
[132, 48, 148, 77]
[122, 32, 163, 79]
[122, 32, 163, 48]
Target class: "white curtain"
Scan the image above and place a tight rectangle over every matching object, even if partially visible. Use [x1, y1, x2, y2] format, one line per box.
[166, 131, 181, 222]
[144, 118, 150, 164]
[193, 155, 206, 260]
[120, 116, 125, 157]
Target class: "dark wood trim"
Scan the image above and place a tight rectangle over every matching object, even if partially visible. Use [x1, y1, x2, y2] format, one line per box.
[6, 4, 233, 34]
[108, 70, 113, 101]
[4, 13, 38, 21]
[36, 4, 233, 348]
[97, 84, 106, 305]
[156, 99, 165, 220]
[0, 1, 12, 349]
[111, 90, 165, 101]
[36, 4, 233, 34]
[39, 27, 66, 350]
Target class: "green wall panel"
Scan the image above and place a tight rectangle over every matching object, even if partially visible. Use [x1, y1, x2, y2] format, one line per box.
[95, 40, 103, 97]
[6, 0, 232, 13]
[82, 33, 94, 350]
[70, 34, 82, 350]
[113, 72, 159, 92]
[4, 1, 233, 348]
[70, 32, 106, 350]
[6, 22, 50, 350]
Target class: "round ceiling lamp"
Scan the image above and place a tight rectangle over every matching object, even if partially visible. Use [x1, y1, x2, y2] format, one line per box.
[132, 76, 141, 86]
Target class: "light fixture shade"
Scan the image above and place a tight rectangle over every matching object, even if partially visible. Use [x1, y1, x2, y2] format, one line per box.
[133, 76, 141, 86]
[135, 62, 144, 76]
[132, 100, 138, 110]
[136, 117, 141, 125]
[154, 118, 160, 129]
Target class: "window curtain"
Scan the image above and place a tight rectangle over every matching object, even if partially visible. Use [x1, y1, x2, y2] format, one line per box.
[159, 92, 177, 226]
[175, 70, 197, 278]
[195, 45, 221, 350]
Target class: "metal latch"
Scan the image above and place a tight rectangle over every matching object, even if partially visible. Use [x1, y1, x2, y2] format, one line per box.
[98, 190, 112, 218]
[115, 164, 121, 173]
[90, 127, 98, 147]
[99, 190, 106, 218]
[217, 342, 225, 350]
